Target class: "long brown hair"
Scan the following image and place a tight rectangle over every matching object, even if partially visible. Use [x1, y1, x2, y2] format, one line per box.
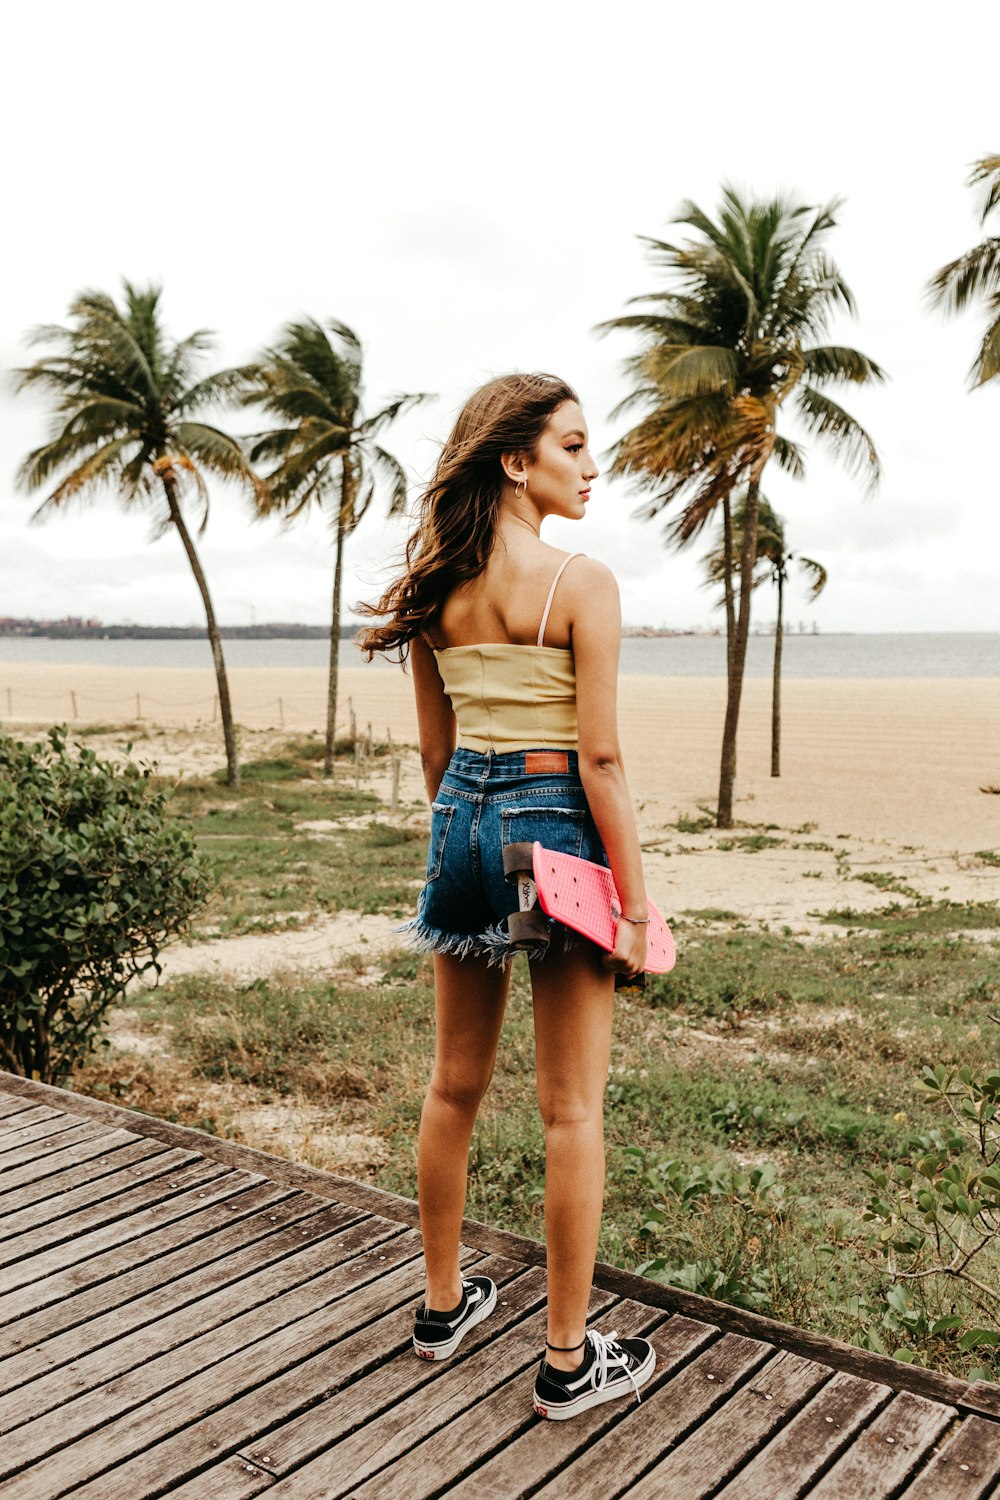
[356, 372, 578, 660]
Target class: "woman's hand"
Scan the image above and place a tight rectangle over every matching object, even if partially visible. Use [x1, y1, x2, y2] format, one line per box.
[602, 916, 647, 981]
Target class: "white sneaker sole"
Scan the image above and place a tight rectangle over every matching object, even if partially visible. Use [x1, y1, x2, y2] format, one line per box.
[532, 1343, 656, 1419]
[412, 1282, 498, 1361]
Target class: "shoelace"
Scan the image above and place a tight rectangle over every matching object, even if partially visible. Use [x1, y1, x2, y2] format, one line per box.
[586, 1329, 644, 1404]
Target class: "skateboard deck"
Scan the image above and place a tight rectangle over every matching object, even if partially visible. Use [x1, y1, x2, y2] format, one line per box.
[531, 843, 676, 973]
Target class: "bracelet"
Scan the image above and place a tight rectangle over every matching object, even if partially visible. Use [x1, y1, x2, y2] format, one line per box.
[617, 911, 650, 925]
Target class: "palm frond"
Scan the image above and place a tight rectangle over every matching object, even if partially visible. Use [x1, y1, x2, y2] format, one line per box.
[803, 345, 887, 386]
[772, 435, 807, 480]
[796, 555, 828, 598]
[927, 238, 1000, 315]
[357, 392, 430, 438]
[969, 154, 1000, 223]
[975, 304, 1000, 385]
[173, 362, 264, 416]
[370, 445, 409, 515]
[633, 343, 739, 400]
[30, 436, 140, 517]
[794, 385, 881, 490]
[248, 428, 302, 469]
[175, 422, 269, 508]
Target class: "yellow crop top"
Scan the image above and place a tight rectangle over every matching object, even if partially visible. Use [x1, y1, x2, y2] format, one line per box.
[434, 643, 578, 753]
[432, 552, 584, 753]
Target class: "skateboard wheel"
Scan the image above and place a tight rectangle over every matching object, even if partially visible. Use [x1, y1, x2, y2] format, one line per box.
[503, 843, 536, 880]
[507, 909, 551, 947]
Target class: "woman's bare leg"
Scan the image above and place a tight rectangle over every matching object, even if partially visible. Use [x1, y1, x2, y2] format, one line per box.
[418, 951, 510, 1309]
[529, 942, 614, 1370]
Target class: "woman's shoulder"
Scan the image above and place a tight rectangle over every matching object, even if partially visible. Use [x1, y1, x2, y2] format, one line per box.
[560, 553, 618, 597]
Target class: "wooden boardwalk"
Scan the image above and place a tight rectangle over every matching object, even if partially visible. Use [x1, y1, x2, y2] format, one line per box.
[1, 1072, 998, 1499]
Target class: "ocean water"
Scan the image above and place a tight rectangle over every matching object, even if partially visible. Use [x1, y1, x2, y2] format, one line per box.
[0, 632, 997, 678]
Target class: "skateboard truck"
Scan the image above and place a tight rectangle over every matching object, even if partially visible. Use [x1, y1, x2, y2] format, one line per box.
[503, 842, 551, 949]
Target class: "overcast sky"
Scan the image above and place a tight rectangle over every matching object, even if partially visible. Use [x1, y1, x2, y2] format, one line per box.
[2, 0, 998, 634]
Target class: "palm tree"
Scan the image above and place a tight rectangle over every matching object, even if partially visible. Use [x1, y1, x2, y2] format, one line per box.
[15, 282, 266, 786]
[704, 495, 826, 777]
[928, 154, 1000, 386]
[598, 186, 883, 825]
[240, 319, 426, 775]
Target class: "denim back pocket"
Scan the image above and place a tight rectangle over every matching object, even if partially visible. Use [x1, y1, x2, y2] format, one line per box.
[426, 802, 456, 882]
[501, 805, 587, 861]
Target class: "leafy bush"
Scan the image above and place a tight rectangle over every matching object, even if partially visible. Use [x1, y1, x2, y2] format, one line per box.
[627, 1146, 801, 1312]
[0, 728, 212, 1083]
[863, 1047, 1000, 1380]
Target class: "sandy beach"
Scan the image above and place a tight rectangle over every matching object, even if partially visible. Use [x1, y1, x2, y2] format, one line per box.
[4, 662, 998, 940]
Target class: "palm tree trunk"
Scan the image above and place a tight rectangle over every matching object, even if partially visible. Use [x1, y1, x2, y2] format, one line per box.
[717, 476, 761, 827]
[771, 565, 784, 778]
[721, 494, 736, 687]
[161, 473, 240, 787]
[324, 456, 355, 777]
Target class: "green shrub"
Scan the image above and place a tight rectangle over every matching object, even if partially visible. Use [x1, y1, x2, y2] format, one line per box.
[0, 728, 212, 1083]
[863, 1049, 1000, 1380]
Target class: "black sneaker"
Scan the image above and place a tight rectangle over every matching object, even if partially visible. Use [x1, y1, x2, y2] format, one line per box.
[412, 1276, 497, 1361]
[532, 1329, 655, 1420]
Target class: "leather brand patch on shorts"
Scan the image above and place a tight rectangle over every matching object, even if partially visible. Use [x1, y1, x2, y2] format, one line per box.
[524, 752, 570, 774]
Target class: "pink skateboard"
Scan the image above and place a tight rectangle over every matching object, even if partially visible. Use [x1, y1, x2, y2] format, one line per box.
[503, 841, 676, 980]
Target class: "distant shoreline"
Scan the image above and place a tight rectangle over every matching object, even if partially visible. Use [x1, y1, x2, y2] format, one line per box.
[1, 619, 998, 642]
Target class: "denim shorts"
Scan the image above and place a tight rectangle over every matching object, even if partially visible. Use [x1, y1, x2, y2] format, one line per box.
[400, 747, 608, 966]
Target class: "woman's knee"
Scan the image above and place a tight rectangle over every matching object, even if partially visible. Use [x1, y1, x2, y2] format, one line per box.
[537, 1091, 604, 1133]
[427, 1065, 492, 1117]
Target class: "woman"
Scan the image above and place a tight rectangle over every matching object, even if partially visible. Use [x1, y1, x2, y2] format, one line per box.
[359, 372, 654, 1420]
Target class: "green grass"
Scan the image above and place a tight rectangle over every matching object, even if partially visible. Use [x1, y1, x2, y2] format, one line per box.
[716, 834, 785, 853]
[819, 901, 1000, 933]
[158, 751, 424, 933]
[102, 919, 1000, 1381]
[72, 748, 1000, 1382]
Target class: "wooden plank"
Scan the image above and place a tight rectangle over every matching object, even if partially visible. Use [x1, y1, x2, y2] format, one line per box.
[0, 1192, 352, 1398]
[0, 1213, 404, 1437]
[167, 1457, 275, 1499]
[0, 1094, 38, 1123]
[0, 1143, 232, 1251]
[0, 1112, 97, 1160]
[0, 1156, 237, 1294]
[622, 1350, 833, 1497]
[249, 1281, 619, 1500]
[0, 1105, 65, 1136]
[0, 1121, 116, 1188]
[67, 1253, 526, 1500]
[235, 1261, 547, 1478]
[0, 1181, 317, 1357]
[0, 1136, 170, 1221]
[900, 1414, 1000, 1499]
[0, 1075, 419, 1226]
[808, 1389, 958, 1497]
[442, 1313, 718, 1500]
[713, 1369, 893, 1498]
[0, 1160, 253, 1317]
[1, 1228, 441, 1498]
[533, 1331, 774, 1498]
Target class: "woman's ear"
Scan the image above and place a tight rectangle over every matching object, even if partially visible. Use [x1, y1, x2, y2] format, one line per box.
[500, 450, 527, 485]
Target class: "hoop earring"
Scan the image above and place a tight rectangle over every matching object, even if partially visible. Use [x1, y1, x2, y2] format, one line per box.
[514, 479, 526, 500]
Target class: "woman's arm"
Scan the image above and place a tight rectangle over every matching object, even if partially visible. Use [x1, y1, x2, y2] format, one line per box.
[410, 635, 457, 803]
[569, 560, 647, 978]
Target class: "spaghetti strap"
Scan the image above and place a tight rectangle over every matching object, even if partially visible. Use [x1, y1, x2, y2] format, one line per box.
[536, 553, 584, 647]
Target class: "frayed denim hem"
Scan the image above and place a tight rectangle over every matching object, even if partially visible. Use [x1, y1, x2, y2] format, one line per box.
[394, 915, 582, 968]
